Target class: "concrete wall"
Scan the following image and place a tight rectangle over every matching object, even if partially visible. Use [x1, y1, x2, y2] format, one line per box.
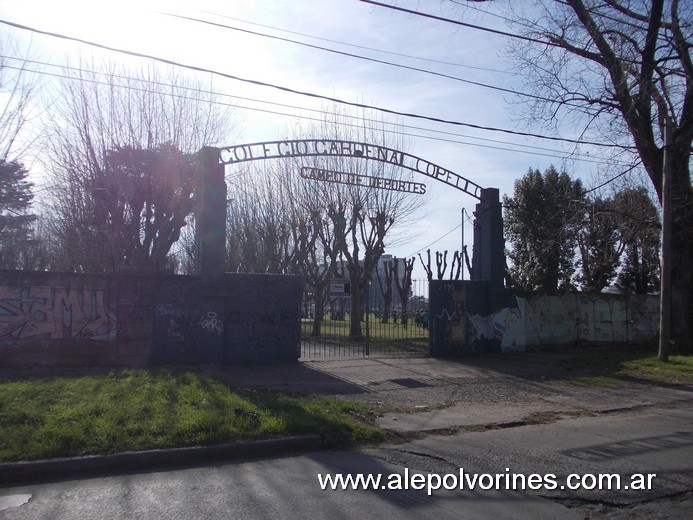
[469, 292, 659, 353]
[429, 280, 659, 356]
[0, 270, 301, 368]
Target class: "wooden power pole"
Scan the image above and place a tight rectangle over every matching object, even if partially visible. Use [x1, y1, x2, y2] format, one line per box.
[658, 115, 672, 362]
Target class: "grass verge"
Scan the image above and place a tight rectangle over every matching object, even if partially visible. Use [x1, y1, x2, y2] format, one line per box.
[558, 344, 693, 385]
[0, 369, 388, 462]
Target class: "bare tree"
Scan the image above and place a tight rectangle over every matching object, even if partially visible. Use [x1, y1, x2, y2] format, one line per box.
[0, 36, 41, 162]
[376, 259, 395, 323]
[305, 107, 427, 337]
[219, 105, 427, 336]
[392, 257, 415, 328]
[0, 37, 45, 269]
[41, 60, 234, 272]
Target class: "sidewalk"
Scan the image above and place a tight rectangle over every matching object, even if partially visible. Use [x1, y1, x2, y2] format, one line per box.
[2, 351, 691, 486]
[213, 353, 693, 433]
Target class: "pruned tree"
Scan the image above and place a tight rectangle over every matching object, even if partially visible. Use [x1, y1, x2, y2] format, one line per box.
[224, 149, 344, 335]
[294, 106, 427, 338]
[377, 259, 395, 324]
[418, 250, 434, 281]
[450, 250, 463, 280]
[392, 256, 415, 328]
[42, 61, 233, 272]
[436, 251, 448, 280]
[419, 248, 464, 280]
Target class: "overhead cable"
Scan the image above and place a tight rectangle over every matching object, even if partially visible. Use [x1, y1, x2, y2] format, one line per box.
[0, 19, 630, 150]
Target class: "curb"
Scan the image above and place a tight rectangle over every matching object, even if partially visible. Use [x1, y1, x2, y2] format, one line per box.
[0, 435, 323, 487]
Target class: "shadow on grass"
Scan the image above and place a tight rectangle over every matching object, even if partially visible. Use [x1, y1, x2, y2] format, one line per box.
[239, 389, 390, 447]
[436, 342, 693, 389]
[0, 364, 392, 463]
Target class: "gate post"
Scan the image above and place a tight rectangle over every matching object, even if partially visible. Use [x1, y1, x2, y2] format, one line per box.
[195, 146, 227, 276]
[471, 187, 505, 297]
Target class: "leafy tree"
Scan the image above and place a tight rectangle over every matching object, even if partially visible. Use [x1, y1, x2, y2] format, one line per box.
[577, 197, 625, 293]
[503, 166, 585, 292]
[458, 0, 692, 350]
[614, 187, 661, 294]
[376, 258, 395, 323]
[0, 159, 36, 268]
[102, 144, 198, 271]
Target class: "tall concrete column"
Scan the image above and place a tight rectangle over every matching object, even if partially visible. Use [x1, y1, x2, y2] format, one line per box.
[472, 187, 505, 295]
[195, 146, 227, 276]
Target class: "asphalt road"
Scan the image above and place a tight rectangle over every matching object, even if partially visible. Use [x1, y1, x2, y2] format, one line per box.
[1, 402, 690, 519]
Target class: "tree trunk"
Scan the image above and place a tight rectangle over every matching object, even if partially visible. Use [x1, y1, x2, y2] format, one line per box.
[311, 284, 328, 337]
[668, 151, 693, 354]
[349, 273, 364, 337]
[670, 225, 693, 354]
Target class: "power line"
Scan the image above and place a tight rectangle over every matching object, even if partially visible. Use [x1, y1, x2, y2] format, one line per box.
[1, 58, 629, 166]
[358, 0, 562, 48]
[193, 9, 516, 75]
[361, 0, 641, 66]
[581, 164, 640, 196]
[408, 222, 461, 257]
[0, 18, 631, 149]
[163, 13, 553, 102]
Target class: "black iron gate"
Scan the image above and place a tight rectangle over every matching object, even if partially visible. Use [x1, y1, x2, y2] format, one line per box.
[300, 279, 430, 358]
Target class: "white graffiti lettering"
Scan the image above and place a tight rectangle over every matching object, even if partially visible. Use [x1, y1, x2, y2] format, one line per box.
[199, 311, 224, 335]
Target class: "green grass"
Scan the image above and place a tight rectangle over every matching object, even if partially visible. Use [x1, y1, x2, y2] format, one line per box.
[558, 344, 693, 385]
[0, 370, 388, 462]
[301, 313, 429, 352]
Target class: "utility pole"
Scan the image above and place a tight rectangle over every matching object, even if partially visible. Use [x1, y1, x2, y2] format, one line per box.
[461, 207, 465, 280]
[658, 114, 672, 362]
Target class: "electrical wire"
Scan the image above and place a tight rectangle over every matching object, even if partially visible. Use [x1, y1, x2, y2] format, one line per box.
[163, 13, 555, 103]
[1, 58, 630, 167]
[193, 8, 517, 75]
[358, 0, 564, 48]
[0, 19, 631, 149]
[408, 222, 462, 257]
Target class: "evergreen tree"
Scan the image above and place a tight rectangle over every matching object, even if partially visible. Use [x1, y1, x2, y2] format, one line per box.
[577, 197, 624, 293]
[503, 166, 584, 292]
[614, 188, 661, 294]
[0, 159, 36, 268]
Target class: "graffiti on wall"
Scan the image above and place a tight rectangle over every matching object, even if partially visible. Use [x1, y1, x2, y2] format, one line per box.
[0, 284, 117, 342]
[467, 293, 658, 352]
[577, 296, 629, 342]
[199, 311, 224, 335]
[155, 299, 224, 342]
[469, 298, 526, 352]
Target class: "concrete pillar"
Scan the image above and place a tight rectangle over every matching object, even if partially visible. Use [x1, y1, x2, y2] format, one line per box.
[195, 147, 227, 276]
[472, 187, 505, 295]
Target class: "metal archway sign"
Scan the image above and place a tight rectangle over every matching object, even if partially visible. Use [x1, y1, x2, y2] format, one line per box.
[197, 142, 504, 297]
[216, 139, 483, 200]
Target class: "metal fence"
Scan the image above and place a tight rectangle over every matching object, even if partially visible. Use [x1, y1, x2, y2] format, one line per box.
[300, 279, 430, 359]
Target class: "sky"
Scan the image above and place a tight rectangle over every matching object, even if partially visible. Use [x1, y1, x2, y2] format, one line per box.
[0, 0, 616, 280]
